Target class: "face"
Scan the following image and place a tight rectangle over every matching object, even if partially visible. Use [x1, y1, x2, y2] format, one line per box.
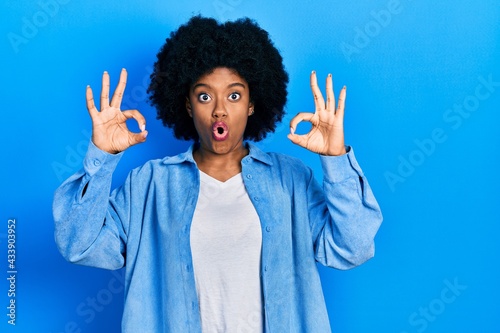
[186, 67, 254, 156]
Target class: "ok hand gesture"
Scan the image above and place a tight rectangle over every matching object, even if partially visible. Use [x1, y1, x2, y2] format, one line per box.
[288, 71, 347, 156]
[86, 68, 148, 154]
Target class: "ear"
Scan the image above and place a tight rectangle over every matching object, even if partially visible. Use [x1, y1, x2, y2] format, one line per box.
[248, 101, 254, 116]
[185, 97, 193, 118]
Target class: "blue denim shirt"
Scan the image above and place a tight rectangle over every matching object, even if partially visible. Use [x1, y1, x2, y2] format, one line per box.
[53, 141, 382, 332]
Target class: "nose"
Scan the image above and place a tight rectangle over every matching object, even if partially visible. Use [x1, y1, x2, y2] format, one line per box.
[212, 99, 227, 119]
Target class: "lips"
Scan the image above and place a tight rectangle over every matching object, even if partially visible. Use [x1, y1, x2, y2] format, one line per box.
[212, 121, 229, 141]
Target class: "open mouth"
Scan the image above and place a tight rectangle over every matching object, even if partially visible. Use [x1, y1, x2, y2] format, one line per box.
[212, 121, 229, 141]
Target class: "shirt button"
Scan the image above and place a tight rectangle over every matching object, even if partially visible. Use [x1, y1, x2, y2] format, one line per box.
[254, 197, 259, 201]
[264, 265, 269, 272]
[246, 174, 252, 179]
[266, 226, 271, 232]
[93, 159, 101, 166]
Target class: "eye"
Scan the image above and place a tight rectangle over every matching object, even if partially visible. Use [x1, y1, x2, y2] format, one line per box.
[228, 92, 241, 101]
[197, 93, 212, 103]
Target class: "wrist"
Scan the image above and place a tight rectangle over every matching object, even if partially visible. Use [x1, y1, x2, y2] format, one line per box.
[321, 145, 347, 156]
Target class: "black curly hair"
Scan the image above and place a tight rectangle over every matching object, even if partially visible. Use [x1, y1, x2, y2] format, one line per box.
[148, 16, 289, 142]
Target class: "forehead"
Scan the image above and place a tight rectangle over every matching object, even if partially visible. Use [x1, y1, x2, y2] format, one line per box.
[192, 67, 248, 89]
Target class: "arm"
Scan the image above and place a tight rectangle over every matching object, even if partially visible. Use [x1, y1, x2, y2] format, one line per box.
[308, 148, 382, 269]
[289, 71, 382, 269]
[53, 69, 147, 269]
[53, 142, 128, 269]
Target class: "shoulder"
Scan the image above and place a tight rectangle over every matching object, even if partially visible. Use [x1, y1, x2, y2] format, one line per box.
[129, 147, 196, 179]
[247, 143, 313, 179]
[268, 151, 308, 169]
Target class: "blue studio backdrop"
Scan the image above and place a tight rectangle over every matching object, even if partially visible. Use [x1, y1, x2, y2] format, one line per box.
[1, 0, 499, 332]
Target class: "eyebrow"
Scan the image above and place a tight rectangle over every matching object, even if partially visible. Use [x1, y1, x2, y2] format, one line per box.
[192, 82, 247, 91]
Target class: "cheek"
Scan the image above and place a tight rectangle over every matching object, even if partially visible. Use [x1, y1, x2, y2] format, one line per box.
[190, 109, 213, 134]
[190, 104, 210, 120]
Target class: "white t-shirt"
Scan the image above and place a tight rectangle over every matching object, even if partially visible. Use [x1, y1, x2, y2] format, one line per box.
[190, 171, 264, 333]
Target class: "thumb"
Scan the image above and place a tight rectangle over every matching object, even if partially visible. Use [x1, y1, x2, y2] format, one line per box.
[287, 132, 307, 147]
[129, 130, 148, 146]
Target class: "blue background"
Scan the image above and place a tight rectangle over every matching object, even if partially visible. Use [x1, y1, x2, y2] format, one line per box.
[1, 0, 499, 332]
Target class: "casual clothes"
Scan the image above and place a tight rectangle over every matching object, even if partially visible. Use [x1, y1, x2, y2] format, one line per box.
[53, 141, 382, 332]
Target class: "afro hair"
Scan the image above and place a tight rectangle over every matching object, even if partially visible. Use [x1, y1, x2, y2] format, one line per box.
[148, 16, 289, 142]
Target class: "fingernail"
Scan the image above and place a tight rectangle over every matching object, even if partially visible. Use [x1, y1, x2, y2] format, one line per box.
[328, 73, 332, 77]
[141, 124, 146, 131]
[290, 127, 295, 135]
[311, 70, 316, 74]
[144, 131, 148, 138]
[104, 71, 108, 74]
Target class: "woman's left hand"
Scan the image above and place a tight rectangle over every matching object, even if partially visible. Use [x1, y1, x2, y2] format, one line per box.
[288, 71, 347, 156]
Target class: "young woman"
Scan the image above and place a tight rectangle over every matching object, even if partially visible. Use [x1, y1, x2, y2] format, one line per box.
[53, 16, 382, 333]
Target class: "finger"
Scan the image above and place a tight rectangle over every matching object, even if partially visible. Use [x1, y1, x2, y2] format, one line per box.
[122, 110, 147, 132]
[129, 130, 148, 146]
[289, 112, 314, 134]
[326, 74, 335, 112]
[100, 71, 110, 109]
[335, 86, 347, 121]
[110, 68, 128, 108]
[86, 85, 98, 117]
[310, 71, 325, 112]
[287, 132, 309, 147]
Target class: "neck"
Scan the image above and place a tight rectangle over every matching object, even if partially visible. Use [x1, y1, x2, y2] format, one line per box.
[193, 142, 248, 182]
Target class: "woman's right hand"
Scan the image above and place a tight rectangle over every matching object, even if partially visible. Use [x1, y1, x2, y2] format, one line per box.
[86, 68, 148, 154]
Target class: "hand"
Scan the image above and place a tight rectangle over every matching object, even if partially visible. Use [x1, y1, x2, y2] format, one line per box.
[86, 68, 148, 154]
[288, 71, 347, 156]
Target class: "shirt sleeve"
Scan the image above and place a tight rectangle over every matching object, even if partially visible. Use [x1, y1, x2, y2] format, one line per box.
[309, 146, 383, 270]
[52, 141, 128, 270]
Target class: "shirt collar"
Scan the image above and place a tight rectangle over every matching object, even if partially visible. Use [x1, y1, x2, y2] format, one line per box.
[161, 142, 273, 166]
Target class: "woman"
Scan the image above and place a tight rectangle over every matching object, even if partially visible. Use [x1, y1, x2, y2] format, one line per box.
[53, 16, 382, 332]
